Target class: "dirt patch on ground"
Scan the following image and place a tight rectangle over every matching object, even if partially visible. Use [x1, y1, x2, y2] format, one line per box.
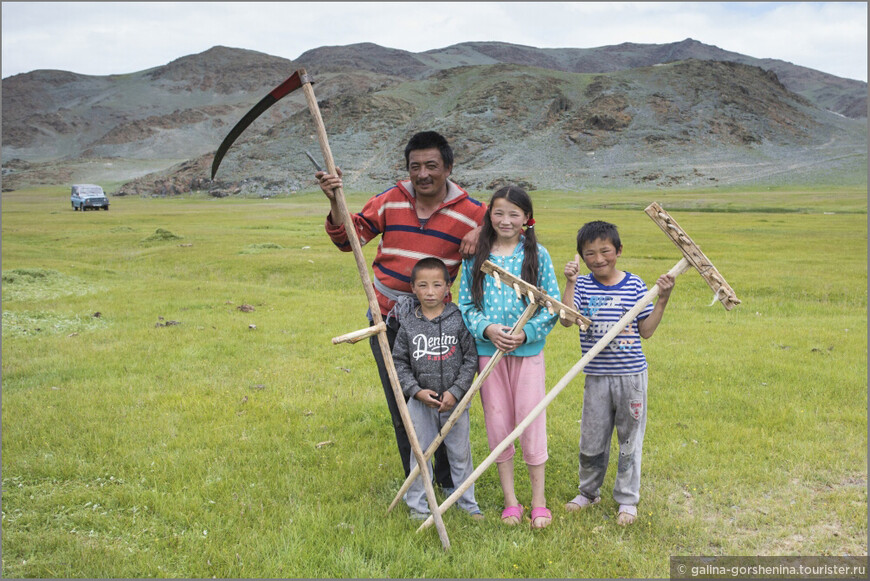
[670, 472, 868, 556]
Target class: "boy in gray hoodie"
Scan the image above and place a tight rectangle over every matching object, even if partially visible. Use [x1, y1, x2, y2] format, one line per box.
[392, 257, 483, 520]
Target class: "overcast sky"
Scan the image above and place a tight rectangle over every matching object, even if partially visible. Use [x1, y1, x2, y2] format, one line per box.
[2, 2, 867, 82]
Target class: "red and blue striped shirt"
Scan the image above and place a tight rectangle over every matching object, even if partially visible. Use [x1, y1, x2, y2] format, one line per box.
[325, 180, 486, 317]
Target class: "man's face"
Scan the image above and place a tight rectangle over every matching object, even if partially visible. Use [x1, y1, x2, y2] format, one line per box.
[408, 148, 451, 200]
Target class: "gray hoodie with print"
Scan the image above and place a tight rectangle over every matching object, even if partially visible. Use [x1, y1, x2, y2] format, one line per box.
[391, 296, 479, 403]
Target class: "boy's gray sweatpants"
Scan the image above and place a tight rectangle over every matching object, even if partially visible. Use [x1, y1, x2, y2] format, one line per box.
[406, 398, 480, 515]
[576, 371, 648, 506]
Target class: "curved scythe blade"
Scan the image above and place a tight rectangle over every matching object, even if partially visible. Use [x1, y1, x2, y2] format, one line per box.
[211, 70, 304, 179]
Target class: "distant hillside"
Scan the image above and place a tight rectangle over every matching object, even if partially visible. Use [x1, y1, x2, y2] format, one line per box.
[1, 39, 866, 193]
[120, 59, 864, 195]
[300, 38, 868, 118]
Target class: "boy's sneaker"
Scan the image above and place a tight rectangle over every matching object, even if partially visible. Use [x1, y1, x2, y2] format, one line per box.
[468, 508, 485, 521]
[409, 509, 429, 521]
[565, 494, 600, 512]
[616, 504, 637, 526]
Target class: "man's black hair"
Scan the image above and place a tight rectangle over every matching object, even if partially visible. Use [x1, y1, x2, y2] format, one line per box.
[577, 221, 622, 254]
[411, 256, 450, 284]
[404, 131, 454, 169]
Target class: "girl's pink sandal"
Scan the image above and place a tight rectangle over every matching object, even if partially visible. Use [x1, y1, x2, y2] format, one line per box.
[500, 504, 524, 525]
[530, 506, 552, 529]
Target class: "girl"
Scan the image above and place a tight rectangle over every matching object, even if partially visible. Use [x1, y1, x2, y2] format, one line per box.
[458, 185, 561, 529]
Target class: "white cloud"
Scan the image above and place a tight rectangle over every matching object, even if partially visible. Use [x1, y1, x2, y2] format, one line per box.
[2, 2, 866, 81]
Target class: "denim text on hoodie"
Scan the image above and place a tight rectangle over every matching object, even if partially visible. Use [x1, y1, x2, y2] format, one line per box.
[391, 297, 479, 403]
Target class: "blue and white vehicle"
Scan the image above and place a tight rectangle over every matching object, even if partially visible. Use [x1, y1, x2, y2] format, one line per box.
[71, 184, 110, 211]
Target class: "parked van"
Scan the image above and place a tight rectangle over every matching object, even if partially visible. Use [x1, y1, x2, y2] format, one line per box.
[71, 184, 109, 211]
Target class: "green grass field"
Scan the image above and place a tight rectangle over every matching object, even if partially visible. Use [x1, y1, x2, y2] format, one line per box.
[2, 185, 867, 578]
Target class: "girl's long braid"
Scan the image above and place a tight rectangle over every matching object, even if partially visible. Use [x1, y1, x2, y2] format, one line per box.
[520, 216, 539, 291]
[470, 211, 496, 310]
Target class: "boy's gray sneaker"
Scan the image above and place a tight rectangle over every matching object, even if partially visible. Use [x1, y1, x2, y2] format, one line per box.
[616, 504, 637, 526]
[409, 509, 429, 521]
[565, 494, 600, 512]
[468, 508, 485, 521]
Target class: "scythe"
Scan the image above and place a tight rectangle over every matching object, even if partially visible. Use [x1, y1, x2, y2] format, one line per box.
[212, 69, 453, 550]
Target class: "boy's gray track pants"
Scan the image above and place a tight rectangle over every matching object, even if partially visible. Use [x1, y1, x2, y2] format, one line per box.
[406, 398, 480, 515]
[576, 370, 648, 506]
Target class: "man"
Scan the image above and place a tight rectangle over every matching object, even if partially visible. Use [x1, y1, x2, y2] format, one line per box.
[317, 131, 485, 492]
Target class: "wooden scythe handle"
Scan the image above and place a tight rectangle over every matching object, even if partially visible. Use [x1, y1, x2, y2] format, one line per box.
[298, 69, 451, 550]
[331, 322, 386, 345]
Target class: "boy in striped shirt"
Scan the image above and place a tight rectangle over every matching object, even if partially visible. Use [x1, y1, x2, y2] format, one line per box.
[317, 131, 486, 491]
[560, 220, 675, 526]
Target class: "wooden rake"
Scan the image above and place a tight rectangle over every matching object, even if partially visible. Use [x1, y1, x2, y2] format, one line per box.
[385, 262, 591, 513]
[418, 203, 740, 532]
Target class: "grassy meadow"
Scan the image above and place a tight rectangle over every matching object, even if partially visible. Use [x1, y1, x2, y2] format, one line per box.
[1, 185, 867, 578]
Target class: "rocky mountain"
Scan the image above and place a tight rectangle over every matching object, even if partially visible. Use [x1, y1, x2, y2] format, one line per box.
[303, 38, 867, 118]
[1, 39, 866, 193]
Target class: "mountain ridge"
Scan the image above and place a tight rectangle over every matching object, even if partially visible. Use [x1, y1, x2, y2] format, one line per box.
[1, 39, 866, 193]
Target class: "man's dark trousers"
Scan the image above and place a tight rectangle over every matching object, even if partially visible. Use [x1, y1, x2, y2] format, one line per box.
[369, 319, 454, 490]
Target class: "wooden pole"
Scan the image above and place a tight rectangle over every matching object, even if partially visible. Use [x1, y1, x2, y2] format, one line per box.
[417, 257, 692, 532]
[299, 70, 451, 550]
[387, 300, 539, 513]
[332, 322, 386, 345]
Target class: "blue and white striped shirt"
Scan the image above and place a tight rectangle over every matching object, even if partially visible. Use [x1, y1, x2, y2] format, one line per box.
[573, 272, 653, 375]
